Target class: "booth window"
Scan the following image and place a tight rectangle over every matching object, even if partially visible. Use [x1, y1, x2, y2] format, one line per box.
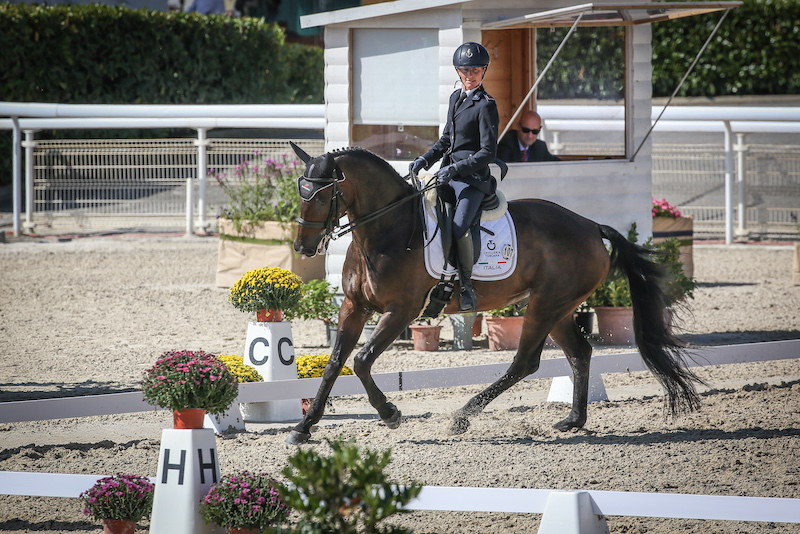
[351, 28, 440, 160]
[537, 25, 626, 159]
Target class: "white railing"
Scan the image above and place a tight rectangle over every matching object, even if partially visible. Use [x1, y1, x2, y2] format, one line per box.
[3, 102, 799, 241]
[0, 103, 325, 236]
[539, 104, 800, 243]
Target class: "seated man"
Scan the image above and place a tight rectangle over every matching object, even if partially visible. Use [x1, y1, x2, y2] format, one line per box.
[497, 110, 561, 163]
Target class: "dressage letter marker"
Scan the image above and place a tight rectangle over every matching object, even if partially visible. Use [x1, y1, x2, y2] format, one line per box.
[241, 320, 301, 422]
[150, 429, 224, 534]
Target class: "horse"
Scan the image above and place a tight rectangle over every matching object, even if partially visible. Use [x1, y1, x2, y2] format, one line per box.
[285, 143, 701, 445]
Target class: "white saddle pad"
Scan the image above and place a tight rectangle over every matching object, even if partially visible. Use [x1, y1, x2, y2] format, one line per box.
[423, 201, 518, 282]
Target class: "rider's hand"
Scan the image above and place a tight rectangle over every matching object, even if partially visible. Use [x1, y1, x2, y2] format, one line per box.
[437, 165, 458, 185]
[409, 156, 427, 175]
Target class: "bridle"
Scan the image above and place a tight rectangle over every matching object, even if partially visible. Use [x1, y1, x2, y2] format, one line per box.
[297, 168, 437, 249]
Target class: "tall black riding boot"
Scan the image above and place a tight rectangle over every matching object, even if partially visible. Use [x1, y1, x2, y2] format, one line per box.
[456, 233, 477, 312]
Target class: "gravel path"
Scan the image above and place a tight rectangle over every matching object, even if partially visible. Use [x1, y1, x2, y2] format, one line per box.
[0, 237, 798, 533]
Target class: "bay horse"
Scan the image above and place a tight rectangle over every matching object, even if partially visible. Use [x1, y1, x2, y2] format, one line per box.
[286, 143, 700, 445]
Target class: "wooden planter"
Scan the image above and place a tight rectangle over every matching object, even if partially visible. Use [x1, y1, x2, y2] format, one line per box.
[216, 219, 326, 288]
[652, 215, 694, 279]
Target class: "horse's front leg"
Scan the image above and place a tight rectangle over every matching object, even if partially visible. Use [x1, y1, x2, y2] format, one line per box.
[352, 311, 414, 430]
[285, 305, 367, 445]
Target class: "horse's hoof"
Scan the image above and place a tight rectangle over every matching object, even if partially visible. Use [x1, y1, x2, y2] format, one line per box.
[553, 417, 584, 432]
[382, 404, 402, 429]
[285, 429, 311, 445]
[449, 416, 470, 435]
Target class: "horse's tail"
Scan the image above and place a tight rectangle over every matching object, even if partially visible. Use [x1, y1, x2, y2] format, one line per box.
[599, 224, 702, 414]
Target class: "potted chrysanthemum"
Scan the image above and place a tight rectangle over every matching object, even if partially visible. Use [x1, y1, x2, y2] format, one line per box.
[141, 350, 239, 428]
[80, 473, 154, 534]
[200, 471, 289, 534]
[297, 354, 354, 414]
[229, 266, 304, 322]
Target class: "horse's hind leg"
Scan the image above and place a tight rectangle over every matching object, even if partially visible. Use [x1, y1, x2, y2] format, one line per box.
[548, 314, 594, 431]
[449, 314, 549, 435]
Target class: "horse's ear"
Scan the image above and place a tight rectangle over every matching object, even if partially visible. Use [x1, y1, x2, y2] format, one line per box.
[290, 141, 312, 164]
[321, 152, 336, 177]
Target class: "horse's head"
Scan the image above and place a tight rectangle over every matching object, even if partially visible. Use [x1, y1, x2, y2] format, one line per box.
[291, 142, 344, 256]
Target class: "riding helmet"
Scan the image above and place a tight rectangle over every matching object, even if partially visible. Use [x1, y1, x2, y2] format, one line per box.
[452, 42, 491, 69]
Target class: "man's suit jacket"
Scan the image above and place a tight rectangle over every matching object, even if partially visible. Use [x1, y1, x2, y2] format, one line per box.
[422, 86, 499, 195]
[497, 131, 561, 163]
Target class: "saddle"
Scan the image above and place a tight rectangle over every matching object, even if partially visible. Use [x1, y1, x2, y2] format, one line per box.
[418, 162, 510, 319]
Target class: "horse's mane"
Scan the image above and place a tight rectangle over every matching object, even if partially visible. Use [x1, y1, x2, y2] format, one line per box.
[330, 146, 407, 186]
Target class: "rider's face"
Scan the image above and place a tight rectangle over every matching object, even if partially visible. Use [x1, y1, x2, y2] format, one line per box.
[457, 67, 485, 91]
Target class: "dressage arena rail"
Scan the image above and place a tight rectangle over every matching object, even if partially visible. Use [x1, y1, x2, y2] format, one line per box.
[3, 102, 799, 240]
[1, 339, 799, 527]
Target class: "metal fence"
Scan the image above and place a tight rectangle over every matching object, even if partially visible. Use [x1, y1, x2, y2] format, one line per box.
[22, 137, 800, 239]
[28, 138, 324, 234]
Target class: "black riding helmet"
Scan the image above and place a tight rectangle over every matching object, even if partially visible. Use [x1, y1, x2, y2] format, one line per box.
[452, 42, 490, 69]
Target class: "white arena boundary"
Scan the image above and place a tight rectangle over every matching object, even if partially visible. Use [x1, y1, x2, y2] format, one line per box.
[1, 472, 799, 525]
[0, 340, 797, 424]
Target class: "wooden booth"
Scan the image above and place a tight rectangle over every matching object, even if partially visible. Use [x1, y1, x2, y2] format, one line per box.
[300, 0, 738, 289]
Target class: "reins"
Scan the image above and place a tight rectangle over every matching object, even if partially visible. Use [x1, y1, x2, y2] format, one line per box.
[300, 171, 438, 244]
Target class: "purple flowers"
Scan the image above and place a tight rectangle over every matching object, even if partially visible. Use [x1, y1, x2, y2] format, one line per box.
[140, 350, 239, 415]
[79, 474, 154, 522]
[200, 471, 288, 530]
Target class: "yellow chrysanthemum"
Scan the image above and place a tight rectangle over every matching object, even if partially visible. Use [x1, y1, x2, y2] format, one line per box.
[296, 354, 353, 379]
[229, 267, 304, 313]
[217, 354, 263, 383]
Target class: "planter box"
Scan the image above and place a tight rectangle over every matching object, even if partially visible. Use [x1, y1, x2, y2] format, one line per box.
[652, 215, 694, 279]
[216, 219, 326, 288]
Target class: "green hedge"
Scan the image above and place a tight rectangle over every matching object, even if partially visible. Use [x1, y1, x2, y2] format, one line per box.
[537, 0, 800, 99]
[0, 3, 323, 185]
[0, 3, 323, 104]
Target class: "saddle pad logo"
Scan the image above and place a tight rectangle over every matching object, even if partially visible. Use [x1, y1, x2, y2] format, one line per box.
[423, 211, 518, 282]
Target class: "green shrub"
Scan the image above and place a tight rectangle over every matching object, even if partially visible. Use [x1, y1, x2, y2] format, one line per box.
[279, 439, 421, 534]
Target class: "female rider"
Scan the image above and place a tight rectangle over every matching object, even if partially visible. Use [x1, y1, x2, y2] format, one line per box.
[409, 41, 499, 312]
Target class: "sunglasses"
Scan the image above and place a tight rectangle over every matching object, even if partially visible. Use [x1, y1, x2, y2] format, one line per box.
[521, 126, 541, 135]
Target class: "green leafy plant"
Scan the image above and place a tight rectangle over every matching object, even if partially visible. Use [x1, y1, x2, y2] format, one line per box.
[80, 473, 154, 522]
[217, 354, 263, 383]
[200, 471, 289, 531]
[214, 153, 304, 231]
[229, 266, 304, 315]
[651, 237, 697, 305]
[279, 439, 422, 534]
[296, 279, 339, 325]
[296, 354, 353, 379]
[486, 303, 527, 317]
[141, 350, 239, 415]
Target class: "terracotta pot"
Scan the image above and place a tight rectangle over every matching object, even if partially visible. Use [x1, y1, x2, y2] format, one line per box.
[227, 527, 261, 534]
[409, 325, 442, 351]
[256, 308, 283, 322]
[472, 314, 483, 337]
[103, 519, 136, 534]
[485, 316, 525, 351]
[302, 398, 312, 415]
[172, 408, 207, 429]
[594, 306, 635, 345]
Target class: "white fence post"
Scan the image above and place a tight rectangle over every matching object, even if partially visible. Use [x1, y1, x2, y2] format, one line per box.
[22, 129, 36, 233]
[723, 121, 734, 244]
[11, 118, 21, 237]
[735, 132, 748, 239]
[195, 127, 210, 233]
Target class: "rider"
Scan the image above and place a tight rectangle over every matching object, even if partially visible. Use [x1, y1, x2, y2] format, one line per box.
[409, 42, 500, 312]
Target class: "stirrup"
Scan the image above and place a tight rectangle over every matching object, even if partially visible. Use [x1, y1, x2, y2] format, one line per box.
[458, 284, 477, 312]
